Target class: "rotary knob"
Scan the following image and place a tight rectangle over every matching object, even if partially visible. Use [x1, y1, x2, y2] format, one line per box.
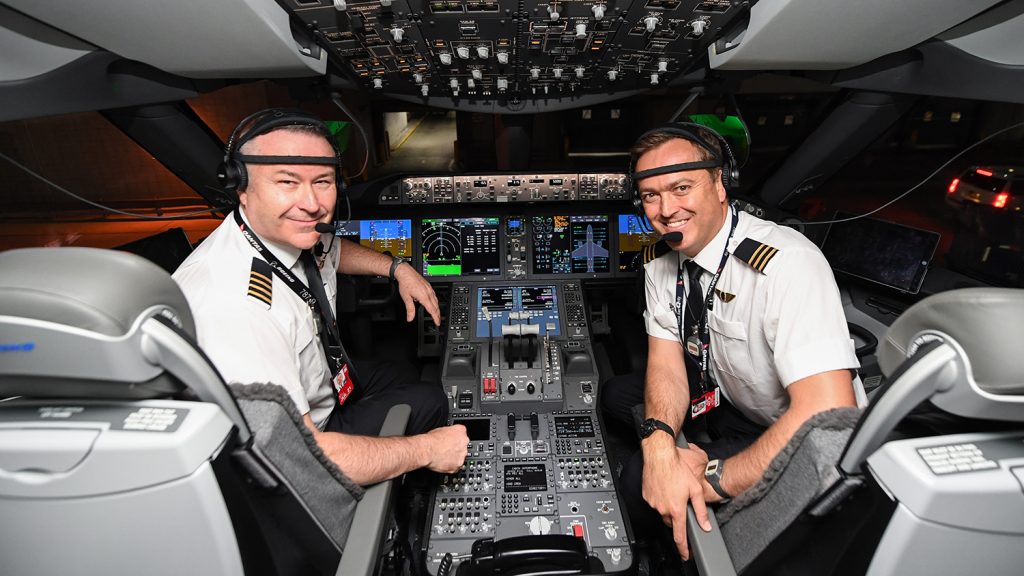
[592, 3, 606, 20]
[456, 46, 471, 59]
[390, 26, 404, 42]
[497, 51, 509, 64]
[477, 45, 489, 59]
[643, 15, 659, 33]
[439, 52, 452, 65]
[575, 66, 585, 79]
[472, 68, 483, 80]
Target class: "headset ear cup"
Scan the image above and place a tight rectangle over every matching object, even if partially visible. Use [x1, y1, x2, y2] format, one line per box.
[217, 159, 247, 194]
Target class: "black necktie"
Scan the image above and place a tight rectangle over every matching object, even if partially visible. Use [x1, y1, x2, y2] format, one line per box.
[683, 259, 706, 420]
[298, 250, 353, 378]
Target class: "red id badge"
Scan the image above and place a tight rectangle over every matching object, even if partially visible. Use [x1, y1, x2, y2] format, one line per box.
[332, 363, 355, 407]
[690, 386, 721, 419]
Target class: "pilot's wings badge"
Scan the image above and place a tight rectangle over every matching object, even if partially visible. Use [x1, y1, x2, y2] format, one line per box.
[715, 289, 736, 303]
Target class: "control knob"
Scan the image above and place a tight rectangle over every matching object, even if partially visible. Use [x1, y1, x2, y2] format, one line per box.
[530, 67, 540, 79]
[497, 77, 508, 90]
[472, 68, 483, 80]
[497, 51, 509, 64]
[650, 73, 659, 85]
[575, 23, 587, 39]
[456, 46, 471, 59]
[439, 52, 453, 65]
[526, 382, 536, 394]
[372, 78, 383, 89]
[529, 516, 552, 535]
[575, 66, 585, 79]
[643, 15, 659, 33]
[421, 84, 430, 97]
[607, 70, 618, 81]
[390, 26, 404, 42]
[477, 45, 489, 59]
[592, 3, 606, 20]
[690, 19, 708, 36]
[507, 383, 517, 395]
[658, 60, 668, 73]
[548, 3, 559, 21]
[552, 67, 562, 79]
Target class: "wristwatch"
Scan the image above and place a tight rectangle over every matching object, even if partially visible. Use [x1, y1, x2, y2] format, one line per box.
[704, 459, 731, 501]
[388, 256, 406, 281]
[639, 418, 674, 440]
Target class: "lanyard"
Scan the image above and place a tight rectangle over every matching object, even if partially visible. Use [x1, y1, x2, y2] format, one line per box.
[232, 210, 346, 372]
[675, 207, 739, 393]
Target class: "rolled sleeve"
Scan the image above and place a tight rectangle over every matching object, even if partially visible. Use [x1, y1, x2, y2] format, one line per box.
[643, 257, 680, 342]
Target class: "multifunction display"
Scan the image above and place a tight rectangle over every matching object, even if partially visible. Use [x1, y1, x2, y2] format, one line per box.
[617, 214, 659, 272]
[532, 215, 610, 275]
[475, 285, 560, 337]
[554, 416, 596, 439]
[503, 463, 548, 492]
[421, 217, 501, 277]
[333, 219, 413, 258]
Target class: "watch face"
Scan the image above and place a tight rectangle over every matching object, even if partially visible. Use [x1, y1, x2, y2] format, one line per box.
[640, 420, 655, 437]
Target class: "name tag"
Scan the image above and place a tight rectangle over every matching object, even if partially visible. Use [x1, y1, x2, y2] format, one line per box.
[333, 363, 355, 407]
[690, 387, 721, 419]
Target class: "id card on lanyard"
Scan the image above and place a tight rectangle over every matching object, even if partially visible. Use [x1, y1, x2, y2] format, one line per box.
[676, 208, 738, 419]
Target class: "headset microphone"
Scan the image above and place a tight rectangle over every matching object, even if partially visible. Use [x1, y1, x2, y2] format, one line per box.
[661, 231, 683, 243]
[315, 222, 338, 234]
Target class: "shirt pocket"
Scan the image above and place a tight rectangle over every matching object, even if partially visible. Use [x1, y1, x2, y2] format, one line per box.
[709, 314, 754, 383]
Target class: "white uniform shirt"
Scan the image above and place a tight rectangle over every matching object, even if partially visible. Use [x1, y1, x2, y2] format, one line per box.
[644, 209, 866, 426]
[173, 210, 339, 428]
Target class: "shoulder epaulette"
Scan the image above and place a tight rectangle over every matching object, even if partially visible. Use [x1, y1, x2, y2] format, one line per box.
[642, 240, 673, 265]
[247, 258, 273, 307]
[733, 238, 779, 273]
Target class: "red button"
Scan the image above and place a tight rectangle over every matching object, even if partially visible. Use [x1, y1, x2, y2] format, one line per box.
[572, 524, 584, 538]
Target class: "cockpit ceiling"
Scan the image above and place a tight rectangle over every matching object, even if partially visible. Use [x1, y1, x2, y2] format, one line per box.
[0, 0, 1015, 116]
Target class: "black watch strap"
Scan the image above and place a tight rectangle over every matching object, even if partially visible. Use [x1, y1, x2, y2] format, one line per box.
[705, 459, 731, 500]
[388, 256, 405, 281]
[641, 418, 675, 439]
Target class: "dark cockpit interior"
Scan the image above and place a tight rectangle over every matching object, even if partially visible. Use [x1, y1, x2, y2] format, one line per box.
[2, 1, 1024, 575]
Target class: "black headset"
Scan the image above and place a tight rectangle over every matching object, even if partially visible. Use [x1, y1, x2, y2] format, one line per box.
[626, 122, 740, 219]
[217, 108, 342, 196]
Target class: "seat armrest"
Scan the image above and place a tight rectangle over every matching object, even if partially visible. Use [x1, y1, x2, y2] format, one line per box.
[337, 404, 412, 576]
[676, 433, 738, 576]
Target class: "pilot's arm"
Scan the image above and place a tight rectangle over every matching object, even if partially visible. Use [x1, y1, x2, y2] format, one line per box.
[334, 237, 441, 325]
[641, 335, 714, 561]
[302, 415, 468, 485]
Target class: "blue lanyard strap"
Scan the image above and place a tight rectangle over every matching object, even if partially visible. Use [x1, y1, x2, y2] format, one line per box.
[674, 207, 739, 391]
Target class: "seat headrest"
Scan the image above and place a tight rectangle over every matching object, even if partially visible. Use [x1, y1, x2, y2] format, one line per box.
[879, 287, 1024, 395]
[0, 247, 194, 338]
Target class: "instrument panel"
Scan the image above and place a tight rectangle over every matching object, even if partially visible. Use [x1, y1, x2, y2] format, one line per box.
[332, 212, 660, 281]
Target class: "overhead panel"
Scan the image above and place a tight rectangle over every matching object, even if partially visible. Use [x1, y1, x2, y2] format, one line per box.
[285, 0, 752, 111]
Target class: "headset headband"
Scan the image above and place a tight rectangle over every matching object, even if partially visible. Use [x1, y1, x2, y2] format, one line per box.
[632, 159, 722, 183]
[234, 154, 338, 166]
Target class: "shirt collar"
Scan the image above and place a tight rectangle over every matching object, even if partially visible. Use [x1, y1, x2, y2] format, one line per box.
[237, 207, 303, 269]
[684, 205, 736, 274]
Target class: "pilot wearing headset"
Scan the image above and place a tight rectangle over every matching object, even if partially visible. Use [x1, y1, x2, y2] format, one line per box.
[173, 109, 468, 485]
[615, 124, 866, 561]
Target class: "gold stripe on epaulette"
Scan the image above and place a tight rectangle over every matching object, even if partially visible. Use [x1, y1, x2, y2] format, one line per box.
[249, 272, 272, 292]
[247, 288, 272, 306]
[752, 246, 778, 272]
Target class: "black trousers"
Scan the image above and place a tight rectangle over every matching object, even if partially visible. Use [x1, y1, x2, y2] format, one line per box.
[323, 359, 448, 437]
[602, 371, 767, 539]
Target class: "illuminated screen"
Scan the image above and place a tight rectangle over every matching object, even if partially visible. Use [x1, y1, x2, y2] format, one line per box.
[475, 285, 560, 337]
[531, 215, 610, 274]
[503, 463, 548, 492]
[421, 217, 501, 277]
[618, 214, 659, 272]
[554, 416, 596, 438]
[332, 220, 413, 258]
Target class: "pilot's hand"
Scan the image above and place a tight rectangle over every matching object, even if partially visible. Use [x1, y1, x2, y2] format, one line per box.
[422, 424, 469, 474]
[394, 263, 441, 325]
[677, 444, 709, 483]
[641, 437, 712, 561]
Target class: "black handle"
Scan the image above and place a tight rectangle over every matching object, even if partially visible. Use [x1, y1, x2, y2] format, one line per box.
[458, 535, 591, 576]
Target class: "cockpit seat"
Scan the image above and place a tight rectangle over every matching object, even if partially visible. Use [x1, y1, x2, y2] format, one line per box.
[0, 247, 406, 576]
[684, 287, 1024, 576]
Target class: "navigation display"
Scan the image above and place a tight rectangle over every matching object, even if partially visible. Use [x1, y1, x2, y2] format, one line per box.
[421, 217, 501, 277]
[333, 219, 412, 258]
[475, 285, 560, 337]
[618, 214, 659, 272]
[531, 215, 610, 275]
